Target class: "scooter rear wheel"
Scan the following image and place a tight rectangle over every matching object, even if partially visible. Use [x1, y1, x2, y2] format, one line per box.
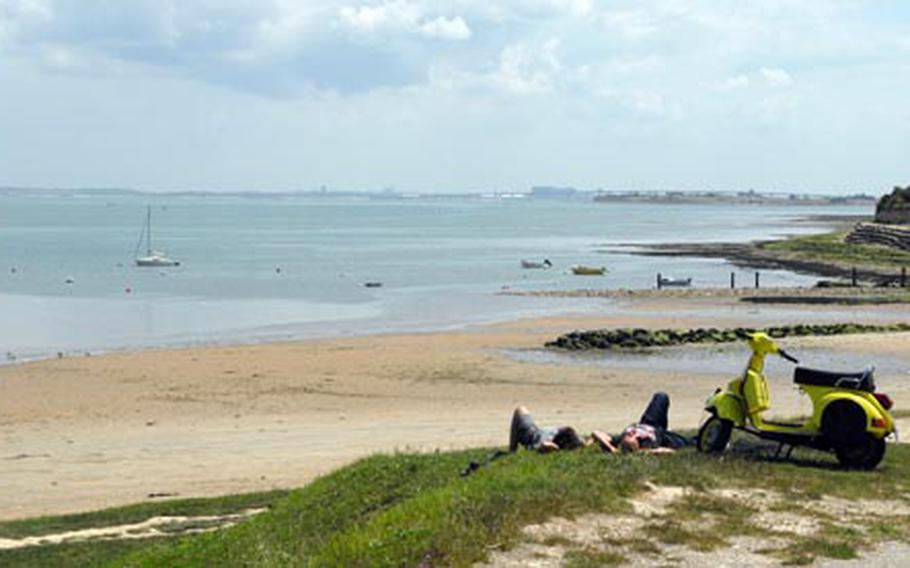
[834, 435, 886, 470]
[697, 416, 732, 454]
[821, 400, 868, 446]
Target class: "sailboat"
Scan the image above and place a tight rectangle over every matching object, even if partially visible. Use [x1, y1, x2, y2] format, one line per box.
[135, 205, 180, 267]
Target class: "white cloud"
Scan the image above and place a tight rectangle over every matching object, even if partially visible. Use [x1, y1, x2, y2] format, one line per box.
[550, 0, 593, 18]
[429, 36, 575, 96]
[0, 0, 52, 46]
[628, 89, 666, 115]
[338, 2, 413, 33]
[427, 61, 475, 90]
[601, 9, 659, 39]
[249, 4, 322, 56]
[710, 74, 750, 92]
[495, 37, 561, 94]
[418, 16, 470, 40]
[707, 69, 791, 94]
[760, 67, 793, 87]
[39, 44, 80, 70]
[338, 1, 470, 40]
[1, 0, 53, 22]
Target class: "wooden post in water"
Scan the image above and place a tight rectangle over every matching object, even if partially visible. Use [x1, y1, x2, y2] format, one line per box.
[902, 267, 907, 288]
[755, 271, 760, 289]
[657, 273, 662, 290]
[851, 267, 857, 287]
[730, 272, 735, 289]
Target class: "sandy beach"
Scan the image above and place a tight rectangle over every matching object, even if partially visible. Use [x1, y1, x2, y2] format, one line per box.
[2, 294, 910, 521]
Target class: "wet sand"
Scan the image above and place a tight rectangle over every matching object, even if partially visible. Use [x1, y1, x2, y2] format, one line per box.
[2, 295, 909, 521]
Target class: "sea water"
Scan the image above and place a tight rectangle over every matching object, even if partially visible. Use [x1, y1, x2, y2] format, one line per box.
[0, 193, 870, 360]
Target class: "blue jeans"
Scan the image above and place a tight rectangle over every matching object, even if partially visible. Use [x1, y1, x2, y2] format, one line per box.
[639, 392, 690, 449]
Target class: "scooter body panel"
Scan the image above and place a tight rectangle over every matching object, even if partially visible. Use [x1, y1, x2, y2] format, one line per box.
[749, 416, 816, 435]
[705, 391, 747, 427]
[808, 386, 894, 438]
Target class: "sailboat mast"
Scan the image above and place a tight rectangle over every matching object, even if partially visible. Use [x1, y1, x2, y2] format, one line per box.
[146, 205, 152, 255]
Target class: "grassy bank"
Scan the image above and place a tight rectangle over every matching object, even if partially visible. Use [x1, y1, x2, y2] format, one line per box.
[760, 230, 910, 272]
[3, 442, 910, 567]
[0, 490, 289, 567]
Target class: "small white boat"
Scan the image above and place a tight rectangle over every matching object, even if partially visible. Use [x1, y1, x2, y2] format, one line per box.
[521, 259, 552, 269]
[134, 206, 180, 267]
[659, 276, 692, 287]
[571, 265, 607, 276]
[136, 251, 179, 267]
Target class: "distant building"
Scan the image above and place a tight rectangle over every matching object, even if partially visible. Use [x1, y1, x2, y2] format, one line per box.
[530, 186, 577, 199]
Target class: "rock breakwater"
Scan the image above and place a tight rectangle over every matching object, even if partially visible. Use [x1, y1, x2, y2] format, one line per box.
[546, 323, 910, 351]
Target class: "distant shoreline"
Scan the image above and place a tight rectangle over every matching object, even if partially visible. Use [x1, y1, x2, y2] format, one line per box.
[0, 186, 881, 206]
[592, 193, 875, 207]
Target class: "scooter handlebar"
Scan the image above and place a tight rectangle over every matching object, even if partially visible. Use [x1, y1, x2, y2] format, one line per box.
[778, 349, 799, 364]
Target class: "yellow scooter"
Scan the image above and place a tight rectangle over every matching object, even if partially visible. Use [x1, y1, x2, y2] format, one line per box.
[697, 332, 896, 469]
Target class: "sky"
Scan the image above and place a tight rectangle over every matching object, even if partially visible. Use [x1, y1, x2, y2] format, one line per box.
[1, 0, 909, 194]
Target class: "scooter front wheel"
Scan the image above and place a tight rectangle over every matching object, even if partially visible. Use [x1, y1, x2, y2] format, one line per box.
[834, 435, 886, 470]
[697, 416, 732, 454]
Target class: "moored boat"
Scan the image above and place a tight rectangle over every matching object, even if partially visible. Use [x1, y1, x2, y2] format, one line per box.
[571, 265, 607, 276]
[134, 205, 180, 267]
[658, 276, 692, 287]
[521, 259, 552, 269]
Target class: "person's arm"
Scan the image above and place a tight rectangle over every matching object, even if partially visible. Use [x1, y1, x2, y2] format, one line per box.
[642, 447, 675, 455]
[537, 441, 561, 453]
[591, 430, 618, 454]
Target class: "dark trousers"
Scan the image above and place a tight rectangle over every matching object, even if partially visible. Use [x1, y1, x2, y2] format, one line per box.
[639, 392, 690, 449]
[509, 411, 539, 452]
[639, 391, 670, 430]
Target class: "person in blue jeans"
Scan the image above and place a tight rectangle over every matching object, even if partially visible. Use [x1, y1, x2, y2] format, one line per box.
[592, 392, 691, 454]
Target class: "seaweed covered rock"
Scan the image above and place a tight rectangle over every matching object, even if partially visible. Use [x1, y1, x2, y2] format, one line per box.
[545, 322, 910, 351]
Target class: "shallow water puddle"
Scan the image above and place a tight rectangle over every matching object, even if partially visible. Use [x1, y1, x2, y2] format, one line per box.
[504, 344, 910, 381]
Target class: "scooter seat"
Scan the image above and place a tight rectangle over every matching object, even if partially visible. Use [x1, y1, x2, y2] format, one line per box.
[793, 367, 875, 392]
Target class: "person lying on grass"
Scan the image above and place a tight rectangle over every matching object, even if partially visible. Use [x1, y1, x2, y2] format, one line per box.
[509, 406, 592, 453]
[591, 391, 692, 454]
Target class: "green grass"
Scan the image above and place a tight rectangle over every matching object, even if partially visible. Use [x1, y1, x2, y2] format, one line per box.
[2, 445, 910, 567]
[0, 537, 175, 568]
[564, 547, 626, 567]
[0, 490, 289, 540]
[778, 531, 860, 565]
[761, 231, 910, 270]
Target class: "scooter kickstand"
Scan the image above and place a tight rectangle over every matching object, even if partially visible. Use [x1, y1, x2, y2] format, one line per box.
[773, 442, 784, 460]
